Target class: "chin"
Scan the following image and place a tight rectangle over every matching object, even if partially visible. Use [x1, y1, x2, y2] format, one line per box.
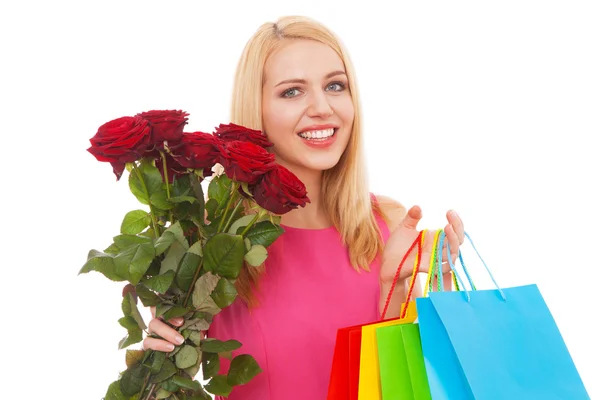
[301, 155, 344, 172]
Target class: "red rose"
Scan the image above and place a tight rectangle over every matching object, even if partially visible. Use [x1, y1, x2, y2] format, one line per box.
[252, 165, 310, 214]
[172, 131, 221, 171]
[136, 109, 189, 148]
[218, 140, 276, 184]
[215, 123, 273, 148]
[87, 116, 152, 179]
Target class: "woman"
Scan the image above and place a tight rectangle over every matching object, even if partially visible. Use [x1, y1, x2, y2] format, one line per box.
[143, 15, 465, 398]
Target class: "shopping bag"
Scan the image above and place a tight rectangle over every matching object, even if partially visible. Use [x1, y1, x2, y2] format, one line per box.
[375, 229, 450, 400]
[327, 232, 423, 399]
[420, 232, 591, 400]
[357, 302, 417, 399]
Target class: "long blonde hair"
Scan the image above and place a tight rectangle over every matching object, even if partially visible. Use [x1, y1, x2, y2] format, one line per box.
[230, 16, 386, 306]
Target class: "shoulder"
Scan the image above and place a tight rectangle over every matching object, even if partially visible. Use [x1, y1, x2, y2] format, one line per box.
[373, 194, 406, 231]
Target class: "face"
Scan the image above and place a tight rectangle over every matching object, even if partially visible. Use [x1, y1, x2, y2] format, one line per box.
[262, 39, 355, 174]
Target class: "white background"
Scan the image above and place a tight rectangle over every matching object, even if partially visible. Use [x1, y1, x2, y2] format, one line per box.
[1, 1, 598, 398]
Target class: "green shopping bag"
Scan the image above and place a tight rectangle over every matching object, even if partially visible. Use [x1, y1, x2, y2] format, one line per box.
[376, 323, 431, 399]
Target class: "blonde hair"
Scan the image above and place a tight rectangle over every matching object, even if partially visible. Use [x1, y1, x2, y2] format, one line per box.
[230, 16, 386, 306]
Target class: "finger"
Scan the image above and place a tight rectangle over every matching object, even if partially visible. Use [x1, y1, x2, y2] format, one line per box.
[150, 306, 156, 319]
[143, 337, 177, 352]
[401, 205, 423, 230]
[148, 318, 185, 346]
[444, 223, 460, 263]
[447, 210, 465, 244]
[167, 317, 184, 327]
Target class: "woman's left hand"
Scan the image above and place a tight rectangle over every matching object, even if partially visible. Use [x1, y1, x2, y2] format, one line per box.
[380, 206, 466, 286]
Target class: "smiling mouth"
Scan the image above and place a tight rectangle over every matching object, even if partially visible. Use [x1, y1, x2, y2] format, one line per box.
[297, 128, 337, 141]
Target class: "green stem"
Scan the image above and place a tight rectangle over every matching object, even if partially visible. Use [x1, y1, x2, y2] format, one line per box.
[133, 163, 160, 237]
[183, 256, 203, 308]
[217, 183, 239, 233]
[240, 210, 263, 237]
[138, 369, 152, 400]
[142, 383, 156, 400]
[223, 198, 244, 233]
[159, 151, 174, 224]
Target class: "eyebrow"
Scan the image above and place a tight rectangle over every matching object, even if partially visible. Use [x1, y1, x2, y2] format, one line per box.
[274, 70, 346, 87]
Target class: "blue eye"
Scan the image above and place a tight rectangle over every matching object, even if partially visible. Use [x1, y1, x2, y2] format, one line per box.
[281, 88, 300, 98]
[326, 82, 346, 91]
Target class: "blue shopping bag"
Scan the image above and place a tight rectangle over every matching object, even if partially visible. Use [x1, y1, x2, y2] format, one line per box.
[418, 232, 590, 400]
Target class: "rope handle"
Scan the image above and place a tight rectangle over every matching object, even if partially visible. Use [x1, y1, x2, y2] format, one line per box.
[380, 230, 424, 320]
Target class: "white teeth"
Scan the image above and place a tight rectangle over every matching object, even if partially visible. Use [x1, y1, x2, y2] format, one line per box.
[299, 128, 335, 139]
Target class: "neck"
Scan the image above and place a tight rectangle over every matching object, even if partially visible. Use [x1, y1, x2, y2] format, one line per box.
[278, 164, 330, 229]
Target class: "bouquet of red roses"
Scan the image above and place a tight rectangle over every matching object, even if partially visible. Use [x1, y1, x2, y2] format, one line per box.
[80, 110, 309, 399]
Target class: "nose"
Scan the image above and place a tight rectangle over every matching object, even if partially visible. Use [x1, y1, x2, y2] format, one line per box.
[306, 90, 334, 118]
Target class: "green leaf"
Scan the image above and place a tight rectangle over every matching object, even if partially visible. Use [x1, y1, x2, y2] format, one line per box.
[245, 221, 284, 247]
[192, 272, 220, 310]
[244, 245, 268, 267]
[122, 292, 147, 330]
[188, 241, 203, 256]
[160, 241, 188, 275]
[211, 278, 238, 308]
[154, 388, 171, 399]
[105, 380, 132, 400]
[118, 328, 143, 349]
[227, 214, 256, 235]
[120, 363, 148, 396]
[205, 198, 219, 222]
[180, 318, 210, 332]
[201, 339, 242, 353]
[143, 270, 174, 294]
[118, 316, 139, 331]
[175, 345, 199, 369]
[176, 252, 202, 292]
[203, 233, 245, 279]
[202, 352, 220, 380]
[151, 190, 174, 211]
[135, 283, 161, 307]
[150, 358, 177, 384]
[155, 303, 173, 319]
[79, 250, 124, 281]
[208, 174, 231, 208]
[188, 331, 202, 346]
[205, 375, 233, 397]
[184, 345, 203, 378]
[114, 234, 153, 250]
[227, 354, 262, 385]
[125, 349, 145, 368]
[154, 232, 175, 256]
[161, 305, 189, 321]
[169, 195, 198, 204]
[172, 375, 201, 391]
[129, 160, 164, 205]
[121, 210, 151, 235]
[161, 379, 180, 393]
[104, 242, 121, 255]
[150, 351, 166, 374]
[114, 242, 156, 285]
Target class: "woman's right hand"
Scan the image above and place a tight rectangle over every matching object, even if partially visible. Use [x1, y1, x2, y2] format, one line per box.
[142, 307, 186, 352]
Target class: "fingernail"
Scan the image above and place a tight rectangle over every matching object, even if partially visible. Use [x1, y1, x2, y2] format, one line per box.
[166, 343, 175, 351]
[175, 335, 185, 344]
[451, 210, 459, 218]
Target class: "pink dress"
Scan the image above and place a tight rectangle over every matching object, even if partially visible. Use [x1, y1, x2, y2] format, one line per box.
[208, 210, 391, 399]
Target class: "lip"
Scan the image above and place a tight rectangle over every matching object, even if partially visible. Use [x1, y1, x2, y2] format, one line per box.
[297, 124, 339, 134]
[297, 125, 338, 149]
